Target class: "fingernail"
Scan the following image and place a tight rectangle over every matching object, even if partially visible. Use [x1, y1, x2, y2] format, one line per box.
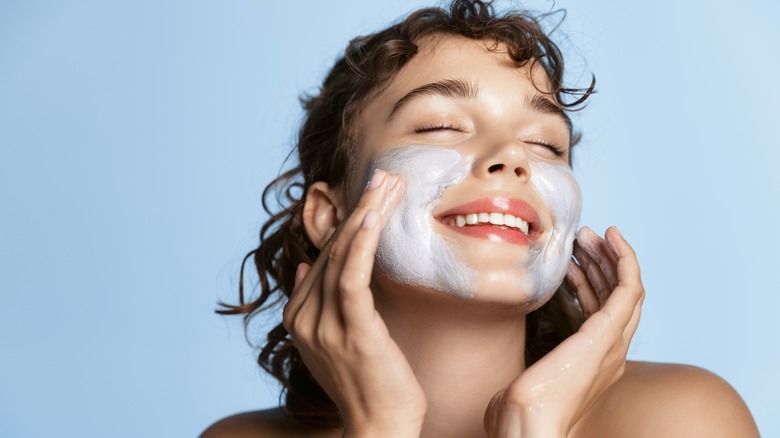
[366, 169, 386, 191]
[362, 210, 380, 229]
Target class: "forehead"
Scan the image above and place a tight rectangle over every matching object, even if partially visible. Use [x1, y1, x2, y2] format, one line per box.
[350, 35, 557, 161]
[363, 34, 554, 115]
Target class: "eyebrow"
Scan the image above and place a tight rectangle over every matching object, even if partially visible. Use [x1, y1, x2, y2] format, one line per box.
[388, 78, 478, 120]
[526, 93, 573, 135]
[387, 78, 573, 137]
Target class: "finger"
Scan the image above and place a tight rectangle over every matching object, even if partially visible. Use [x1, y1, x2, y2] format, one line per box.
[605, 226, 642, 290]
[329, 176, 404, 328]
[585, 279, 642, 342]
[282, 259, 324, 328]
[320, 172, 402, 327]
[288, 262, 313, 308]
[577, 227, 618, 290]
[621, 289, 644, 346]
[576, 273, 642, 352]
[317, 170, 392, 303]
[321, 170, 395, 272]
[295, 262, 310, 288]
[282, 263, 312, 328]
[572, 239, 612, 306]
[601, 298, 643, 383]
[592, 231, 644, 334]
[283, 274, 328, 345]
[592, 227, 644, 328]
[338, 181, 404, 327]
[284, 173, 394, 338]
[566, 260, 599, 317]
[605, 289, 645, 364]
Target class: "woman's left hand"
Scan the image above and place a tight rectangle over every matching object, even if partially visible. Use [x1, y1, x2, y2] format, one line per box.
[484, 226, 645, 438]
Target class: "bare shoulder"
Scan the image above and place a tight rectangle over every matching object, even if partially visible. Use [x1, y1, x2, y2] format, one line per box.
[200, 408, 340, 438]
[573, 361, 759, 438]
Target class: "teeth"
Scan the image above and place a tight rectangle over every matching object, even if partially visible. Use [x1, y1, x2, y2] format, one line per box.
[447, 212, 530, 235]
[504, 214, 515, 227]
[517, 220, 529, 235]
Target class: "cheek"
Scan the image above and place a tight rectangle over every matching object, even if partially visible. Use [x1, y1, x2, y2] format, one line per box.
[369, 146, 476, 297]
[529, 159, 582, 239]
[524, 160, 582, 298]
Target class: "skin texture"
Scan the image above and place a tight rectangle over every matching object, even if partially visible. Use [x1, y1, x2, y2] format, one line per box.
[202, 36, 760, 438]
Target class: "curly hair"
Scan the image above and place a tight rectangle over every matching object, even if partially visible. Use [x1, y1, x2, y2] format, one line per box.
[218, 0, 594, 428]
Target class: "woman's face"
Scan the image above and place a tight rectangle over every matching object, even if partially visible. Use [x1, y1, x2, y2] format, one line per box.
[350, 35, 581, 309]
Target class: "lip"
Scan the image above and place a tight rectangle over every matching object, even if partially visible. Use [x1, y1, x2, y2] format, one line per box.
[435, 197, 543, 246]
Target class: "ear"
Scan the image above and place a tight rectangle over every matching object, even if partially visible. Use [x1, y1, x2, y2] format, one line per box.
[302, 181, 346, 249]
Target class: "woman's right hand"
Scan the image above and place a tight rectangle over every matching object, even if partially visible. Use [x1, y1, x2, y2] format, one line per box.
[282, 170, 426, 438]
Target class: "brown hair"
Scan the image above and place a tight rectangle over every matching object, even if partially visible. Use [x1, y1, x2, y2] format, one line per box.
[218, 0, 594, 428]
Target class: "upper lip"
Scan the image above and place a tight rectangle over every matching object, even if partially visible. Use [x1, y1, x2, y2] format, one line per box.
[434, 196, 543, 237]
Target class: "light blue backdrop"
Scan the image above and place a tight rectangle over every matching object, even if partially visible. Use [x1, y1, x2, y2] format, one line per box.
[1, 0, 778, 436]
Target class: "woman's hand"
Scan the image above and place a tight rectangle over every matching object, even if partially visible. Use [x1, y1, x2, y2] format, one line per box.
[282, 170, 426, 438]
[484, 226, 645, 438]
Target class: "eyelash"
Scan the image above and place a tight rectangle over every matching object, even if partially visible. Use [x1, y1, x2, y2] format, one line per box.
[528, 138, 567, 157]
[414, 122, 463, 133]
[414, 123, 566, 158]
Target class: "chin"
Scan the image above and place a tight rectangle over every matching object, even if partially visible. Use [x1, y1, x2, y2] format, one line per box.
[473, 270, 559, 310]
[373, 263, 560, 314]
[447, 240, 557, 306]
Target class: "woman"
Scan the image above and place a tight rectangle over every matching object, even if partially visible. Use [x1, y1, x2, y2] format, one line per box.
[204, 1, 759, 436]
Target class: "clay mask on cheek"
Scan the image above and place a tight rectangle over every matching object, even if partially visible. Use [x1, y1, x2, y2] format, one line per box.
[525, 160, 582, 302]
[368, 146, 477, 297]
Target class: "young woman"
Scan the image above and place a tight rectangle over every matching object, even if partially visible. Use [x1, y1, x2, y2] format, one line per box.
[203, 1, 759, 436]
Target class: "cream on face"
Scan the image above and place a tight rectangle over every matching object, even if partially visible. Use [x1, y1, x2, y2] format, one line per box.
[370, 146, 476, 297]
[369, 145, 581, 301]
[524, 160, 582, 304]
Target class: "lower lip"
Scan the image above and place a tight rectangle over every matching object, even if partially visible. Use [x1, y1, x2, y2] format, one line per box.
[441, 223, 531, 246]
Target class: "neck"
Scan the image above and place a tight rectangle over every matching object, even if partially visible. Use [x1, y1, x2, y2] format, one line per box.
[373, 282, 527, 438]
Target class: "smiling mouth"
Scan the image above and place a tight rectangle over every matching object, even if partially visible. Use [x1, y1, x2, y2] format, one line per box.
[438, 215, 535, 246]
[441, 212, 530, 235]
[434, 197, 542, 246]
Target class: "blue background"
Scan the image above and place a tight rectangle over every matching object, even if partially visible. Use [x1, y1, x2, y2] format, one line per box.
[1, 0, 778, 436]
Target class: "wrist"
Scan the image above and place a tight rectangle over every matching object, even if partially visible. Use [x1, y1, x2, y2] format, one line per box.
[341, 401, 426, 438]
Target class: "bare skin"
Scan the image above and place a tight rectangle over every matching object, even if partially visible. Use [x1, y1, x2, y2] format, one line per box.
[203, 36, 759, 437]
[202, 362, 758, 438]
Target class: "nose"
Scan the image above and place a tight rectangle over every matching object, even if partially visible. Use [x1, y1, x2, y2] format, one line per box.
[473, 140, 531, 182]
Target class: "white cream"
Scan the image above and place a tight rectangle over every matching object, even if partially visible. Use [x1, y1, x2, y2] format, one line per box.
[370, 146, 476, 297]
[524, 160, 582, 304]
[367, 145, 581, 303]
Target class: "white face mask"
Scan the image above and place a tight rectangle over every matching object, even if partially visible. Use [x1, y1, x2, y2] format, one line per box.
[368, 146, 581, 304]
[524, 159, 582, 305]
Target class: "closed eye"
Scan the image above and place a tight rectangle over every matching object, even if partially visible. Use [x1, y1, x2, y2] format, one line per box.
[527, 138, 567, 157]
[414, 122, 464, 133]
